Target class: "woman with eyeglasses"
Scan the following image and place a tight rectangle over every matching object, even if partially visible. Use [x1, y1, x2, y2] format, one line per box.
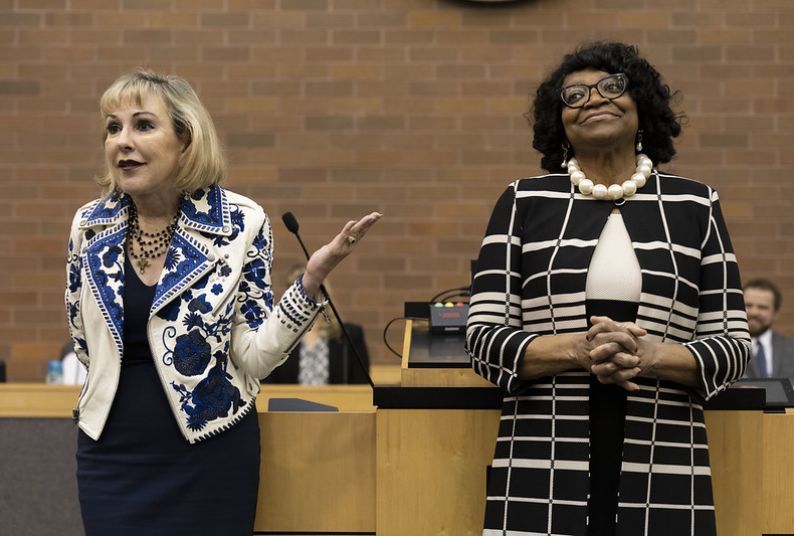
[466, 42, 749, 536]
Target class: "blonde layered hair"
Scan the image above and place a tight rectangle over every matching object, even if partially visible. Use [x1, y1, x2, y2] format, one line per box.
[97, 69, 225, 194]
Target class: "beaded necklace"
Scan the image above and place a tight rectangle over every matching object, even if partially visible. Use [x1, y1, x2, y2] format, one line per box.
[127, 203, 179, 273]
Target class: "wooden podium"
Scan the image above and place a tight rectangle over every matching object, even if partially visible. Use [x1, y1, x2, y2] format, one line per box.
[373, 319, 794, 536]
[1, 321, 792, 535]
[0, 384, 377, 535]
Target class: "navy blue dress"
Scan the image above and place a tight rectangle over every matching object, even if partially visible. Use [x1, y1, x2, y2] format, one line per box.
[77, 256, 261, 536]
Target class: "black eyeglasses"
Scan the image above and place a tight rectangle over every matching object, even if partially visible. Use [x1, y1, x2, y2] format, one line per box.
[560, 73, 628, 109]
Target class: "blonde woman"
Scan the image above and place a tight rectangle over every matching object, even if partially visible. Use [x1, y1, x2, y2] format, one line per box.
[66, 70, 379, 535]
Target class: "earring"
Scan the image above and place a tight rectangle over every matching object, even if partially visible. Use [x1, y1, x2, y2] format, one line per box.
[561, 142, 570, 169]
[636, 129, 643, 152]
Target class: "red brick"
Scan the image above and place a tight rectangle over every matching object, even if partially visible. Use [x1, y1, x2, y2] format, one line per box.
[2, 0, 794, 373]
[201, 12, 251, 27]
[306, 46, 353, 61]
[281, 0, 327, 9]
[306, 12, 353, 28]
[0, 13, 41, 26]
[384, 29, 434, 44]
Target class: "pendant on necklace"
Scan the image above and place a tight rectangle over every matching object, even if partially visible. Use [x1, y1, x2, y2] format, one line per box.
[137, 257, 150, 273]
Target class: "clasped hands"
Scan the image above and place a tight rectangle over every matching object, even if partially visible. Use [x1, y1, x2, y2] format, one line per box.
[577, 315, 659, 392]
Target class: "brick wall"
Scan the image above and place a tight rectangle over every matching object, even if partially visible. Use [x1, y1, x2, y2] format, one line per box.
[2, 0, 793, 381]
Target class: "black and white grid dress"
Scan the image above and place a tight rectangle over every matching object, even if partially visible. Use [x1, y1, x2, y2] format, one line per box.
[466, 172, 750, 536]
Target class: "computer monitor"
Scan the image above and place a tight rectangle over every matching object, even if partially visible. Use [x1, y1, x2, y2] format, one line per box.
[735, 377, 794, 410]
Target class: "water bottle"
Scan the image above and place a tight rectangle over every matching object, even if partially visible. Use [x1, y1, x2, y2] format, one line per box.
[46, 360, 63, 384]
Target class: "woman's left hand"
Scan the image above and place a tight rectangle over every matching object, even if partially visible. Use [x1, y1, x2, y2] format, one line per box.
[302, 212, 382, 297]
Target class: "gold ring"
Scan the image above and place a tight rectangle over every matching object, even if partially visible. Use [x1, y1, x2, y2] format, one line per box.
[346, 235, 357, 246]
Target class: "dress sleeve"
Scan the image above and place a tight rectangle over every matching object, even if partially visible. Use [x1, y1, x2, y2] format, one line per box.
[684, 189, 751, 400]
[229, 211, 323, 379]
[465, 182, 538, 393]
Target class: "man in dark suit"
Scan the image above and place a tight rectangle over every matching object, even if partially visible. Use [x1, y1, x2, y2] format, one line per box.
[743, 278, 794, 380]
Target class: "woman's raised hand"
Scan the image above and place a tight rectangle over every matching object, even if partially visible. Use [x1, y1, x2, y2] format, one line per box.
[302, 212, 382, 297]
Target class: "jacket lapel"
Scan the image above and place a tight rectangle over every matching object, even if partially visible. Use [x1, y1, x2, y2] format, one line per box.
[81, 192, 130, 358]
[150, 185, 232, 317]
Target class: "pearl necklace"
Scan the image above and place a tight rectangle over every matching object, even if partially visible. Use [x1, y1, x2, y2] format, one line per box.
[565, 153, 653, 201]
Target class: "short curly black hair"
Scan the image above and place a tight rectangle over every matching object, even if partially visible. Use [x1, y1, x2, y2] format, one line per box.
[531, 41, 682, 173]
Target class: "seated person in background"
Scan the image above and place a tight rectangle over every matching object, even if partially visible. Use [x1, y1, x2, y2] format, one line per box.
[264, 264, 370, 385]
[744, 278, 794, 379]
[60, 341, 87, 385]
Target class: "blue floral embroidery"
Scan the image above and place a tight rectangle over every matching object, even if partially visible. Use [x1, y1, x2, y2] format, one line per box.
[68, 302, 80, 327]
[188, 295, 212, 314]
[182, 185, 224, 231]
[68, 265, 81, 292]
[173, 329, 212, 376]
[84, 228, 126, 355]
[157, 301, 180, 322]
[66, 239, 87, 351]
[240, 301, 265, 327]
[164, 248, 182, 271]
[194, 272, 211, 290]
[67, 241, 81, 293]
[205, 205, 245, 247]
[242, 257, 267, 286]
[183, 312, 204, 330]
[170, 356, 245, 432]
[102, 245, 121, 268]
[235, 223, 273, 329]
[151, 231, 211, 315]
[83, 191, 128, 225]
[165, 301, 241, 430]
[162, 301, 234, 376]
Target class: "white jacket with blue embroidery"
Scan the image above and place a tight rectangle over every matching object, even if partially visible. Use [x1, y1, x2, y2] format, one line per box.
[65, 185, 321, 444]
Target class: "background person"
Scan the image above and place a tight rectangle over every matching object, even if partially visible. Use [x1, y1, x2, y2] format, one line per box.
[466, 42, 749, 536]
[263, 263, 370, 385]
[743, 278, 794, 380]
[65, 69, 379, 536]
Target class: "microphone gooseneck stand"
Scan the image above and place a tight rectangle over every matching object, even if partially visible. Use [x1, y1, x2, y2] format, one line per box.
[281, 212, 375, 389]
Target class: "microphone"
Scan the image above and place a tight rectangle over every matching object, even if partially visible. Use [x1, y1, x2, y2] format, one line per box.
[281, 212, 375, 389]
[282, 211, 300, 234]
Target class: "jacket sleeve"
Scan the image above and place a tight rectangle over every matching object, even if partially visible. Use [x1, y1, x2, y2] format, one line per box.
[465, 183, 537, 393]
[229, 211, 323, 379]
[64, 207, 90, 368]
[684, 189, 751, 400]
